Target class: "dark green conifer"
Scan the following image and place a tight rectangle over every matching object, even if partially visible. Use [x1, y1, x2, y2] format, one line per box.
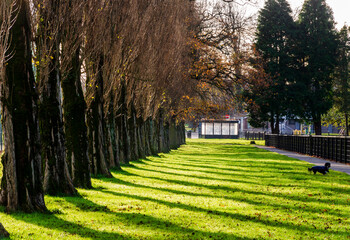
[297, 0, 338, 135]
[333, 26, 350, 135]
[253, 0, 295, 133]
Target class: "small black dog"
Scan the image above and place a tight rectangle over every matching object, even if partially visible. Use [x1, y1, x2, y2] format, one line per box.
[308, 162, 331, 175]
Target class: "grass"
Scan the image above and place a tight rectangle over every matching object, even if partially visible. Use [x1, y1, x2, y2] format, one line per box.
[1, 139, 350, 239]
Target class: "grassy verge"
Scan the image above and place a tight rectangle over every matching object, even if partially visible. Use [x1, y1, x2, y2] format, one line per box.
[1, 139, 350, 239]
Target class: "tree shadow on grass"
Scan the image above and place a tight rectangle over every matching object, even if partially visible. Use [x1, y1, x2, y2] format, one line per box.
[131, 160, 318, 185]
[100, 173, 350, 218]
[10, 211, 131, 239]
[95, 188, 349, 237]
[140, 158, 350, 196]
[59, 195, 254, 240]
[5, 192, 255, 240]
[119, 165, 348, 198]
[172, 145, 267, 155]
[121, 159, 350, 201]
[123, 164, 265, 185]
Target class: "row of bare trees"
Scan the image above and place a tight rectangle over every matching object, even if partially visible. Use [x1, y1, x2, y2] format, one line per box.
[0, 0, 254, 220]
[0, 0, 196, 213]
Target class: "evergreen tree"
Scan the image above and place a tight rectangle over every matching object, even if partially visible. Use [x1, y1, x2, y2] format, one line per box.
[332, 25, 350, 135]
[297, 0, 338, 135]
[254, 0, 295, 134]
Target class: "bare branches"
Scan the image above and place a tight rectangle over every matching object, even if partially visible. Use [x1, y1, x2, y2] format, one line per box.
[80, 0, 196, 122]
[221, 0, 258, 6]
[0, 0, 17, 77]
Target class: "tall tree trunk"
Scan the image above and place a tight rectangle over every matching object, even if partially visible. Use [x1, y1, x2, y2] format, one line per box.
[106, 97, 121, 170]
[345, 113, 349, 136]
[0, 0, 47, 212]
[158, 110, 165, 153]
[116, 79, 130, 164]
[164, 121, 170, 152]
[127, 104, 139, 161]
[38, 53, 76, 196]
[313, 118, 322, 135]
[117, 113, 130, 164]
[181, 121, 186, 145]
[144, 118, 152, 156]
[36, 5, 76, 195]
[132, 107, 139, 160]
[274, 115, 280, 135]
[169, 118, 177, 149]
[270, 112, 276, 134]
[61, 48, 92, 189]
[86, 58, 112, 177]
[150, 119, 159, 155]
[116, 122, 125, 164]
[137, 117, 146, 159]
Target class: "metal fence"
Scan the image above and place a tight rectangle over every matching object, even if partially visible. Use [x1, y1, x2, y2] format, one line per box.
[0, 124, 2, 151]
[245, 131, 266, 140]
[265, 134, 350, 163]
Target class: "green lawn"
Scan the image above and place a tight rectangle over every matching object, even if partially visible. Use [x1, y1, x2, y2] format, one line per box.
[1, 139, 350, 239]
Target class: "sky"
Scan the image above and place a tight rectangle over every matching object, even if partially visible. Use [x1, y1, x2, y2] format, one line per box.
[254, 0, 350, 29]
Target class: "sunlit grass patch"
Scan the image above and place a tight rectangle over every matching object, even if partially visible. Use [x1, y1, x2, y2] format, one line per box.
[1, 139, 350, 239]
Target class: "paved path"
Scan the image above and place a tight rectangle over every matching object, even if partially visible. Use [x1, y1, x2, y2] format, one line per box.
[256, 145, 350, 175]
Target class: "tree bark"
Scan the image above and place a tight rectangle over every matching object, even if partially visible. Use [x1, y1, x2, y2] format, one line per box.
[116, 79, 130, 164]
[313, 119, 322, 135]
[36, 6, 76, 195]
[158, 110, 165, 153]
[86, 58, 112, 177]
[116, 123, 125, 164]
[105, 97, 121, 170]
[144, 118, 152, 156]
[270, 113, 275, 134]
[127, 104, 139, 161]
[150, 119, 159, 155]
[274, 115, 280, 135]
[0, 0, 47, 212]
[163, 121, 170, 152]
[169, 118, 177, 149]
[137, 117, 146, 159]
[180, 121, 186, 145]
[61, 48, 92, 189]
[38, 55, 76, 196]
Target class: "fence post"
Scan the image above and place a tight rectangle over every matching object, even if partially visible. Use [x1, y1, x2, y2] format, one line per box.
[309, 135, 312, 156]
[345, 137, 348, 164]
[340, 138, 343, 162]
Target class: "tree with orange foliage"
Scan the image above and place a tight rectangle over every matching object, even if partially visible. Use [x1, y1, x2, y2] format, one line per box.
[175, 0, 253, 122]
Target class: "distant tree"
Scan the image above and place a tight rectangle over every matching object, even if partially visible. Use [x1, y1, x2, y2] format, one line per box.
[322, 106, 346, 132]
[254, 0, 295, 134]
[297, 0, 338, 135]
[243, 48, 274, 129]
[184, 0, 252, 120]
[323, 25, 350, 135]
